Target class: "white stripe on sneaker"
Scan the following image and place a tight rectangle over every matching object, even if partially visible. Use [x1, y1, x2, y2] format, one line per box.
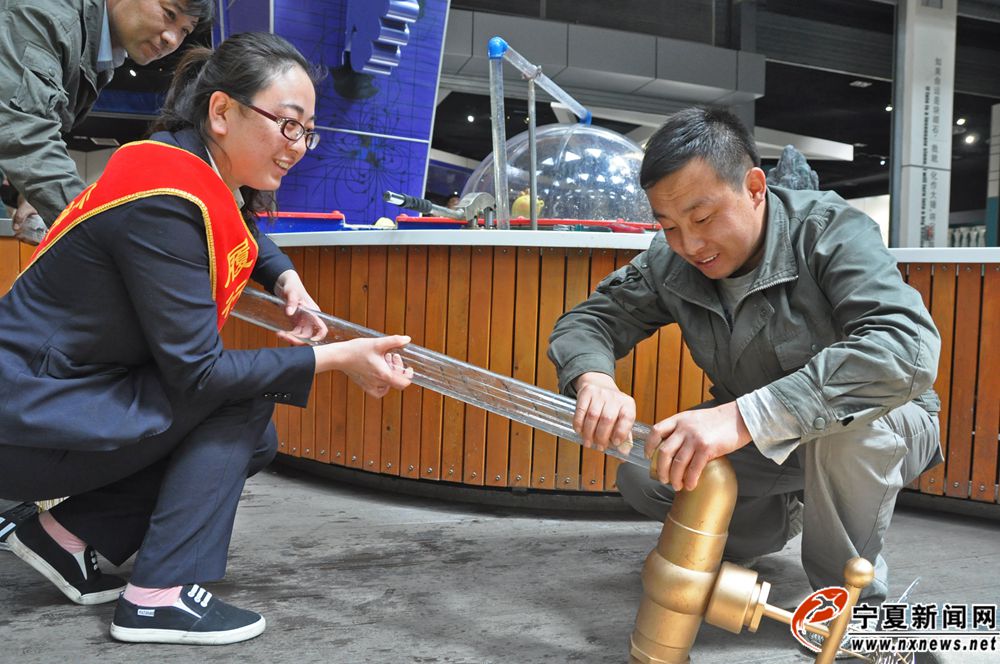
[0, 522, 14, 539]
[71, 550, 89, 580]
[172, 597, 203, 619]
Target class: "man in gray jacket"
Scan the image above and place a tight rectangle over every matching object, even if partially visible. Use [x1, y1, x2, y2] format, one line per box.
[0, 0, 210, 545]
[548, 107, 943, 608]
[0, 0, 211, 242]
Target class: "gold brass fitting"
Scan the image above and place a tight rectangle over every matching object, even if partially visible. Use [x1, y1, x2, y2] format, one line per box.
[629, 456, 738, 664]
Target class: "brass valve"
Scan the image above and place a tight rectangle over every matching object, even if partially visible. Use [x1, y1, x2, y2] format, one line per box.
[632, 453, 876, 663]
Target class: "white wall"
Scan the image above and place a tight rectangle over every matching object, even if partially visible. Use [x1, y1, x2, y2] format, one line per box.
[847, 194, 891, 246]
[68, 148, 116, 185]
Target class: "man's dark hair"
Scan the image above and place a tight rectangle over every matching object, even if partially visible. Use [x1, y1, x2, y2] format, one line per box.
[639, 107, 760, 191]
[181, 0, 215, 34]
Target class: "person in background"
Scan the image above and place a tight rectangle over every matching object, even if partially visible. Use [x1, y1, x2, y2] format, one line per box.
[549, 106, 942, 651]
[0, 0, 210, 243]
[0, 32, 413, 645]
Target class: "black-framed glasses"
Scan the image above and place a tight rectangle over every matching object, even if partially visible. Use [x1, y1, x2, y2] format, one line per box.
[242, 103, 320, 150]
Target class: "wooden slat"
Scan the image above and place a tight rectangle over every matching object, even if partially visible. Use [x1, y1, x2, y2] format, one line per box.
[344, 247, 368, 468]
[362, 247, 388, 473]
[533, 247, 565, 489]
[485, 247, 516, 487]
[509, 247, 540, 488]
[419, 246, 449, 480]
[581, 249, 616, 491]
[945, 263, 981, 499]
[921, 264, 953, 494]
[281, 248, 304, 457]
[441, 247, 471, 482]
[903, 263, 933, 490]
[330, 247, 352, 466]
[0, 238, 19, 294]
[607, 250, 638, 491]
[287, 249, 306, 457]
[556, 249, 590, 491]
[400, 247, 428, 479]
[462, 247, 493, 485]
[299, 247, 320, 460]
[678, 339, 704, 411]
[18, 241, 33, 270]
[380, 246, 407, 476]
[312, 247, 336, 464]
[972, 265, 1000, 503]
[655, 325, 683, 421]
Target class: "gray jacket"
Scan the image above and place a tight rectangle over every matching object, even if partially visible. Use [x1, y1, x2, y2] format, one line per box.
[0, 0, 111, 223]
[549, 186, 941, 445]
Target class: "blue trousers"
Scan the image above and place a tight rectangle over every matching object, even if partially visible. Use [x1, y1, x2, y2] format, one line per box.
[0, 396, 277, 587]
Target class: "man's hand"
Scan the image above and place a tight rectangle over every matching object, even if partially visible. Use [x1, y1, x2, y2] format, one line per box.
[273, 269, 328, 343]
[12, 199, 46, 245]
[572, 372, 636, 455]
[645, 401, 752, 490]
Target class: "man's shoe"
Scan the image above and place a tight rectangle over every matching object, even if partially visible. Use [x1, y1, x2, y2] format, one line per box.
[7, 515, 125, 605]
[110, 584, 266, 645]
[0, 502, 39, 551]
[798, 629, 862, 660]
[788, 498, 804, 540]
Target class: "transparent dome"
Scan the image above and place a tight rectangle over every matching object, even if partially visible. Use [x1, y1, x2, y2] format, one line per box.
[461, 123, 652, 223]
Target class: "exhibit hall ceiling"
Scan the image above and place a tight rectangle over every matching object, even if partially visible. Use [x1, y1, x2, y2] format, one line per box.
[73, 0, 1000, 212]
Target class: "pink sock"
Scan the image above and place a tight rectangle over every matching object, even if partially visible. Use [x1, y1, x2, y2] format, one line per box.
[39, 511, 86, 554]
[122, 583, 183, 607]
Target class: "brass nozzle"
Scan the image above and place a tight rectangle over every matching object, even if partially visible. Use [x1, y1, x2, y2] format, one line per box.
[629, 457, 738, 664]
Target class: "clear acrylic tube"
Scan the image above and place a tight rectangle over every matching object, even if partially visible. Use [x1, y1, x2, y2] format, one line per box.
[233, 288, 652, 470]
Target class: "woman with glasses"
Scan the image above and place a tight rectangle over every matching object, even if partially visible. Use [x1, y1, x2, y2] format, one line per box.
[0, 32, 412, 645]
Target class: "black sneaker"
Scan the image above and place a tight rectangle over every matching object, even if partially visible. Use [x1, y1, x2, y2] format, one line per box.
[0, 502, 39, 551]
[110, 584, 266, 645]
[7, 515, 125, 605]
[799, 629, 865, 660]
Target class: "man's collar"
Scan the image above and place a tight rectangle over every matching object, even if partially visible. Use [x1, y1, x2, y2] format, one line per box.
[97, 1, 126, 72]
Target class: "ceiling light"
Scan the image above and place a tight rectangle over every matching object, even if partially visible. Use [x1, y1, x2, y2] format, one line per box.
[466, 114, 474, 123]
[956, 118, 966, 126]
[879, 159, 886, 166]
[964, 134, 978, 145]
[885, 105, 893, 112]
[849, 80, 872, 88]
[853, 142, 867, 148]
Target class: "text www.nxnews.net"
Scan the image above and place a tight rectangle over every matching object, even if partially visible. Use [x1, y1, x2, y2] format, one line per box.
[849, 635, 998, 653]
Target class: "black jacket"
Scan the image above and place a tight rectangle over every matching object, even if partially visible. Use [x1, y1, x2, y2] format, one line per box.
[0, 128, 315, 452]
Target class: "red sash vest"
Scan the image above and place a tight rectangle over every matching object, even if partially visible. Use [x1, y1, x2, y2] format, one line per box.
[26, 140, 259, 330]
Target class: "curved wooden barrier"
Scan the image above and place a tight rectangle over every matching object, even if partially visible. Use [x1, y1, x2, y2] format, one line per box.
[1, 235, 997, 503]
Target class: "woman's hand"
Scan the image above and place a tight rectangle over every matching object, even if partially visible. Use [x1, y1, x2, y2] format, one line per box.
[273, 269, 328, 343]
[314, 335, 414, 398]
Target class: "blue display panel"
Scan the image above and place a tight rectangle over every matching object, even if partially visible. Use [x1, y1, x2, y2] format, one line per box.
[277, 133, 432, 222]
[215, 0, 448, 221]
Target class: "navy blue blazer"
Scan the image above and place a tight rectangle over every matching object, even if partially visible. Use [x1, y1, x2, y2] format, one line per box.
[0, 128, 315, 452]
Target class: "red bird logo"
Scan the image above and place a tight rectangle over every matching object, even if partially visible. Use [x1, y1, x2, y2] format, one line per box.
[791, 586, 850, 652]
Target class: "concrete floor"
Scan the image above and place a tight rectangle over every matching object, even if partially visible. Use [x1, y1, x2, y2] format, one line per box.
[2, 462, 998, 664]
